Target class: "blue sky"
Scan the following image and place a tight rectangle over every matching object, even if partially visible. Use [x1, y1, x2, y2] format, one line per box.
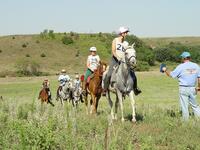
[0, 0, 200, 37]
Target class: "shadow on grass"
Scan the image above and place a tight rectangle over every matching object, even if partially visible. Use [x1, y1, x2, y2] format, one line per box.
[125, 113, 144, 122]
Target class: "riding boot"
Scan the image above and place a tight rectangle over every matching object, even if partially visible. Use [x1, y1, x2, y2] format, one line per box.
[82, 80, 87, 96]
[130, 69, 142, 95]
[133, 76, 142, 95]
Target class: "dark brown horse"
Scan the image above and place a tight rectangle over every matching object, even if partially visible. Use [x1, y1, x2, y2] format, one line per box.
[38, 88, 54, 106]
[82, 61, 107, 114]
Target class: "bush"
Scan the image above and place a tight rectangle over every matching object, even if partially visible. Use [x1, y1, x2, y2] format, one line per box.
[135, 61, 150, 71]
[36, 40, 40, 44]
[48, 30, 55, 39]
[22, 43, 27, 48]
[40, 53, 46, 57]
[0, 50, 2, 53]
[25, 54, 30, 57]
[62, 36, 74, 45]
[15, 60, 41, 76]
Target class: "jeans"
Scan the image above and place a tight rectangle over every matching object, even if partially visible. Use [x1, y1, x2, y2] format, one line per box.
[179, 86, 200, 121]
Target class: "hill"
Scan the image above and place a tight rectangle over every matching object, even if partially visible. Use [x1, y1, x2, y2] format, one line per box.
[142, 36, 200, 48]
[0, 33, 113, 76]
[1, 33, 200, 76]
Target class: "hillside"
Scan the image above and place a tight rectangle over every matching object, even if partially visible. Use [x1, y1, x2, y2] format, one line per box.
[142, 36, 200, 48]
[0, 33, 112, 75]
[1, 33, 200, 76]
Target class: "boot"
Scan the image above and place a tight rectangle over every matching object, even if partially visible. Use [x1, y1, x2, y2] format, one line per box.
[82, 80, 87, 96]
[134, 87, 142, 95]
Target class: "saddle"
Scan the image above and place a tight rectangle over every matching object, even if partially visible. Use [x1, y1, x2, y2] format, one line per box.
[86, 74, 95, 83]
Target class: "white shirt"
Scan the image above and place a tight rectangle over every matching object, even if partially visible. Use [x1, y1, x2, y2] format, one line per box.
[58, 74, 70, 86]
[115, 38, 126, 59]
[87, 55, 100, 71]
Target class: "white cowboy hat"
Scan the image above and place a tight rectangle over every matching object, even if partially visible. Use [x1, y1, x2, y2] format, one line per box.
[89, 46, 97, 52]
[61, 69, 66, 73]
[118, 26, 129, 34]
[75, 74, 79, 78]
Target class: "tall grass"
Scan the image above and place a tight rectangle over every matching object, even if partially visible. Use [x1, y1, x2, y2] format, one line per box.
[0, 72, 200, 149]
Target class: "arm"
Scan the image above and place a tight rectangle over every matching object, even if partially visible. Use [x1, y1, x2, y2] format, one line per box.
[162, 67, 171, 77]
[112, 39, 118, 58]
[87, 56, 90, 68]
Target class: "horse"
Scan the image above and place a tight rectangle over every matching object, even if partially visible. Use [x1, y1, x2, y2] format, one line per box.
[104, 44, 137, 122]
[82, 61, 107, 114]
[38, 88, 54, 106]
[56, 81, 72, 106]
[70, 83, 83, 107]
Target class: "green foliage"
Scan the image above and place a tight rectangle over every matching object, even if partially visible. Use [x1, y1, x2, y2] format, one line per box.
[48, 30, 55, 39]
[62, 36, 74, 45]
[15, 59, 41, 76]
[22, 43, 28, 48]
[40, 29, 55, 39]
[40, 53, 46, 57]
[25, 54, 30, 57]
[135, 61, 150, 71]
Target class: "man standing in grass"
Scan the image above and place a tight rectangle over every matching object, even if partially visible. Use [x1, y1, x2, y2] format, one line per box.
[162, 51, 200, 121]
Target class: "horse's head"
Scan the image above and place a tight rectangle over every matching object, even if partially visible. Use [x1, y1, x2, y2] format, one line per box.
[125, 43, 137, 67]
[94, 61, 107, 77]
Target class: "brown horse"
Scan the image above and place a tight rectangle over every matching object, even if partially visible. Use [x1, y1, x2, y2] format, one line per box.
[82, 61, 107, 114]
[38, 88, 54, 106]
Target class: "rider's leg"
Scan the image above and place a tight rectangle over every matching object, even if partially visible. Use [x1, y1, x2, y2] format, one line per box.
[103, 57, 118, 91]
[130, 69, 141, 95]
[82, 69, 92, 95]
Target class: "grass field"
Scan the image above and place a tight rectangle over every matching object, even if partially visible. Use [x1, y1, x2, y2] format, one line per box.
[1, 72, 200, 149]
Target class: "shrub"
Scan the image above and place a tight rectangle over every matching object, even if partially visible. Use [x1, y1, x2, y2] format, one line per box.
[40, 29, 48, 39]
[25, 54, 30, 57]
[75, 50, 80, 57]
[62, 36, 74, 45]
[48, 30, 55, 39]
[0, 50, 2, 53]
[135, 61, 150, 71]
[36, 40, 40, 44]
[12, 36, 15, 39]
[40, 53, 46, 57]
[15, 60, 41, 76]
[22, 43, 27, 48]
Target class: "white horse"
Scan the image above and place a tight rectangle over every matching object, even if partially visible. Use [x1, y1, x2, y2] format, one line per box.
[57, 81, 72, 105]
[70, 81, 83, 107]
[104, 43, 137, 122]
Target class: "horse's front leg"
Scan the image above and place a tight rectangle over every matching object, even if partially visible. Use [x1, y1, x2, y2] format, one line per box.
[107, 91, 114, 120]
[114, 93, 119, 120]
[84, 93, 89, 114]
[129, 90, 136, 122]
[91, 93, 97, 114]
[116, 89, 124, 122]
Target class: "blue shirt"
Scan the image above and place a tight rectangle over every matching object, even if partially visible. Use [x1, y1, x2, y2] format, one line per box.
[170, 61, 200, 87]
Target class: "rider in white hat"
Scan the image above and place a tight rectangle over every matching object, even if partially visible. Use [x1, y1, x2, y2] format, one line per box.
[103, 26, 141, 95]
[56, 69, 71, 100]
[82, 46, 101, 95]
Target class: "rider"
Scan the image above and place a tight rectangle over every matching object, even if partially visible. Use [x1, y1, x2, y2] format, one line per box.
[82, 46, 101, 94]
[103, 26, 141, 95]
[73, 74, 81, 89]
[42, 78, 52, 100]
[56, 69, 71, 99]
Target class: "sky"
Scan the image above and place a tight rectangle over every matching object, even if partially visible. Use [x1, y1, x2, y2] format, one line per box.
[0, 0, 200, 37]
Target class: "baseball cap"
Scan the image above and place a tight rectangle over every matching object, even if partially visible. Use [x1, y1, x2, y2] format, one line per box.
[180, 52, 191, 58]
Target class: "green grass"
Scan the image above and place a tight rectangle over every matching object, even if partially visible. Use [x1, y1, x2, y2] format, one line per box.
[0, 72, 200, 149]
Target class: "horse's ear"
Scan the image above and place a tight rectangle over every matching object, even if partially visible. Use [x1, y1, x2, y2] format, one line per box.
[132, 43, 135, 48]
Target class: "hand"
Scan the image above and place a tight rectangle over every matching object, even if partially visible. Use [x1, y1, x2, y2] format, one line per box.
[162, 67, 167, 72]
[196, 87, 200, 92]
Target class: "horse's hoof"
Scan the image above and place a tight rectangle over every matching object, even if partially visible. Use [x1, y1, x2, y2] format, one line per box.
[132, 118, 136, 123]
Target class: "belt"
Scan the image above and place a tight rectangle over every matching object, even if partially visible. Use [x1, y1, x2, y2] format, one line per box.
[179, 85, 195, 87]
